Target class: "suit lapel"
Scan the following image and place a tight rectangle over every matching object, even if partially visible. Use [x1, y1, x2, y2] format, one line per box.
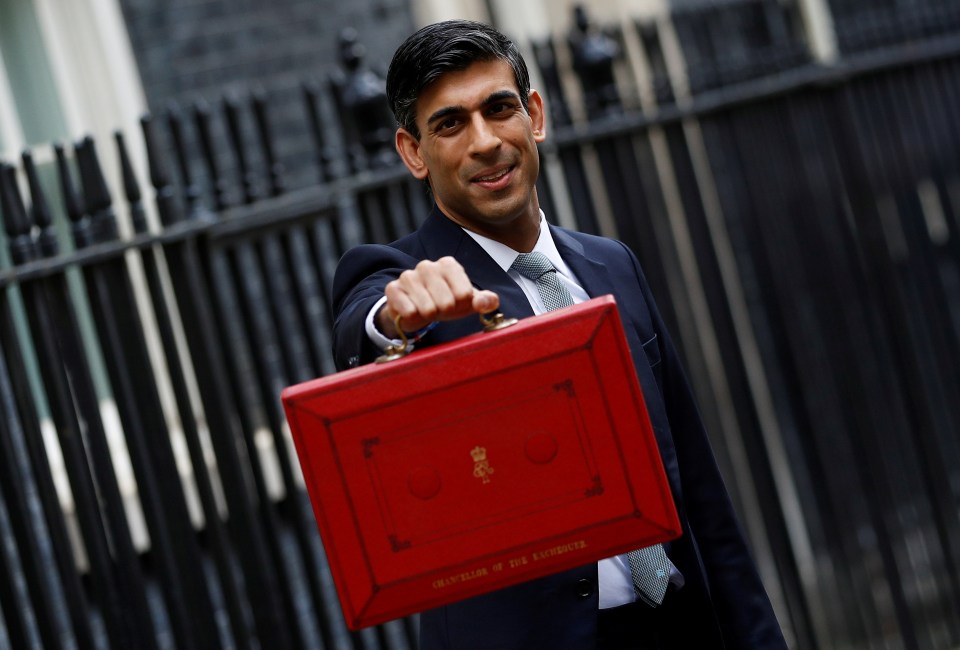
[550, 225, 616, 301]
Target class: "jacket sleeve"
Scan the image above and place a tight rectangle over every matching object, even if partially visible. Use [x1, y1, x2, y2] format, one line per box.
[620, 241, 787, 648]
[331, 243, 421, 371]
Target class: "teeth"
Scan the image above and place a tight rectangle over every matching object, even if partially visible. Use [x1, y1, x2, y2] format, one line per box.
[477, 168, 509, 182]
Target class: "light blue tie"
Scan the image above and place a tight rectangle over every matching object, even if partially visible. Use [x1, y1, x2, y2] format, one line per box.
[627, 544, 671, 606]
[511, 250, 672, 606]
[510, 252, 574, 311]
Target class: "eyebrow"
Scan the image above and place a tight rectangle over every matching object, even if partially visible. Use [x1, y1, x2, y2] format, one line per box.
[425, 90, 522, 127]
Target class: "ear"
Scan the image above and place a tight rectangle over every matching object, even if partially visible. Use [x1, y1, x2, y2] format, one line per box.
[395, 128, 429, 180]
[528, 89, 546, 143]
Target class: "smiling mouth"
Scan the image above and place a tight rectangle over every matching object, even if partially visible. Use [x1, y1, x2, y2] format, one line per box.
[473, 166, 514, 183]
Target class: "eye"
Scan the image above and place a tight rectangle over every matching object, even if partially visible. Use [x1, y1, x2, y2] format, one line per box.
[487, 102, 514, 115]
[435, 116, 462, 133]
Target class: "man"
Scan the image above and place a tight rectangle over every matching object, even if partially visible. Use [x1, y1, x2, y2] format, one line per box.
[332, 19, 787, 650]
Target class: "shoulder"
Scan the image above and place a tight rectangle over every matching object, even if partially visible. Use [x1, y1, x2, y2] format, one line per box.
[553, 225, 637, 258]
[551, 225, 646, 284]
[334, 229, 426, 284]
[331, 234, 424, 315]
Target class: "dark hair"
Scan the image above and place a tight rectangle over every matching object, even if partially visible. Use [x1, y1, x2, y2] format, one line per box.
[386, 20, 531, 139]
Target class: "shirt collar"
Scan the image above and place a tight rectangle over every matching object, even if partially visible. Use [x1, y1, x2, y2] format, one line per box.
[461, 211, 573, 277]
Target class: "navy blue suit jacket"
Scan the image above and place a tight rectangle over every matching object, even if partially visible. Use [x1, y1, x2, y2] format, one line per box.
[332, 206, 786, 649]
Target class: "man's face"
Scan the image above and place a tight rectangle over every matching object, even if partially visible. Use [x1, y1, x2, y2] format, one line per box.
[395, 59, 547, 247]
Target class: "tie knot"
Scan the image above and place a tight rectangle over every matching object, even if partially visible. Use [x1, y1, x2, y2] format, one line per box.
[511, 252, 555, 281]
[510, 251, 574, 312]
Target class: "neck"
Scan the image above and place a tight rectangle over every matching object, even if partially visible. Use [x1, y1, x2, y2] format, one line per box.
[491, 212, 540, 252]
[446, 202, 541, 253]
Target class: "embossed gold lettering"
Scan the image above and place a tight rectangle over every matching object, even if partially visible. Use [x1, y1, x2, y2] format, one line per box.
[532, 540, 587, 562]
[431, 567, 489, 590]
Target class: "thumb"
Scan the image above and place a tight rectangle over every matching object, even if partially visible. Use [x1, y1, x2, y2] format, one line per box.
[472, 290, 500, 314]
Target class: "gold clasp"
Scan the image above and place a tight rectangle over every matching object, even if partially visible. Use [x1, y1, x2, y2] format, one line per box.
[375, 313, 411, 363]
[479, 311, 518, 332]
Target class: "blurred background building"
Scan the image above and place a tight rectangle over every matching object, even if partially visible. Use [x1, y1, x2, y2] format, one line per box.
[1, 0, 959, 648]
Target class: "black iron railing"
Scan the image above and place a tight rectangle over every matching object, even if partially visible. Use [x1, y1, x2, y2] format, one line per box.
[0, 2, 959, 648]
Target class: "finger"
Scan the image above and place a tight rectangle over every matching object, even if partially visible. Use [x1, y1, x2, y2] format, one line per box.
[416, 257, 474, 317]
[423, 272, 474, 317]
[396, 268, 441, 317]
[438, 258, 477, 311]
[384, 278, 435, 333]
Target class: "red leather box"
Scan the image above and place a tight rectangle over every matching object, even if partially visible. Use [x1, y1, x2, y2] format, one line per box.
[282, 295, 681, 629]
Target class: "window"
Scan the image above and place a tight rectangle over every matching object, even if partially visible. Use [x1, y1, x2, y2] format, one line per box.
[0, 0, 69, 152]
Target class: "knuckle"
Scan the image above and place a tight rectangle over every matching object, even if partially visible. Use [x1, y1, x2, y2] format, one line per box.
[453, 287, 473, 303]
[434, 294, 455, 311]
[438, 256, 462, 271]
[397, 269, 419, 287]
[384, 279, 399, 295]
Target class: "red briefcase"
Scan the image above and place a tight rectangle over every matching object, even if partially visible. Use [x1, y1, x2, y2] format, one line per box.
[281, 295, 681, 629]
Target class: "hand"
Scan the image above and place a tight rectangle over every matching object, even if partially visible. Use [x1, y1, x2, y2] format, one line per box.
[378, 257, 499, 337]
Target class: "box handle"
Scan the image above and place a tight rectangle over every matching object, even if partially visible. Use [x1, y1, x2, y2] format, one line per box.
[376, 311, 518, 363]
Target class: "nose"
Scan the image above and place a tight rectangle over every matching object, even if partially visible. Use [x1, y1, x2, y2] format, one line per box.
[467, 115, 502, 156]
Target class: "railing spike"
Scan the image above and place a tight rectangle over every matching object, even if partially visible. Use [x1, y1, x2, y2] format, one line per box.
[21, 151, 53, 231]
[224, 91, 256, 204]
[252, 87, 285, 197]
[165, 102, 202, 217]
[302, 79, 331, 183]
[74, 135, 112, 216]
[193, 99, 228, 212]
[73, 137, 119, 246]
[141, 113, 185, 228]
[0, 163, 36, 265]
[0, 162, 30, 238]
[115, 131, 149, 235]
[140, 113, 170, 189]
[53, 143, 85, 226]
[22, 150, 59, 257]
